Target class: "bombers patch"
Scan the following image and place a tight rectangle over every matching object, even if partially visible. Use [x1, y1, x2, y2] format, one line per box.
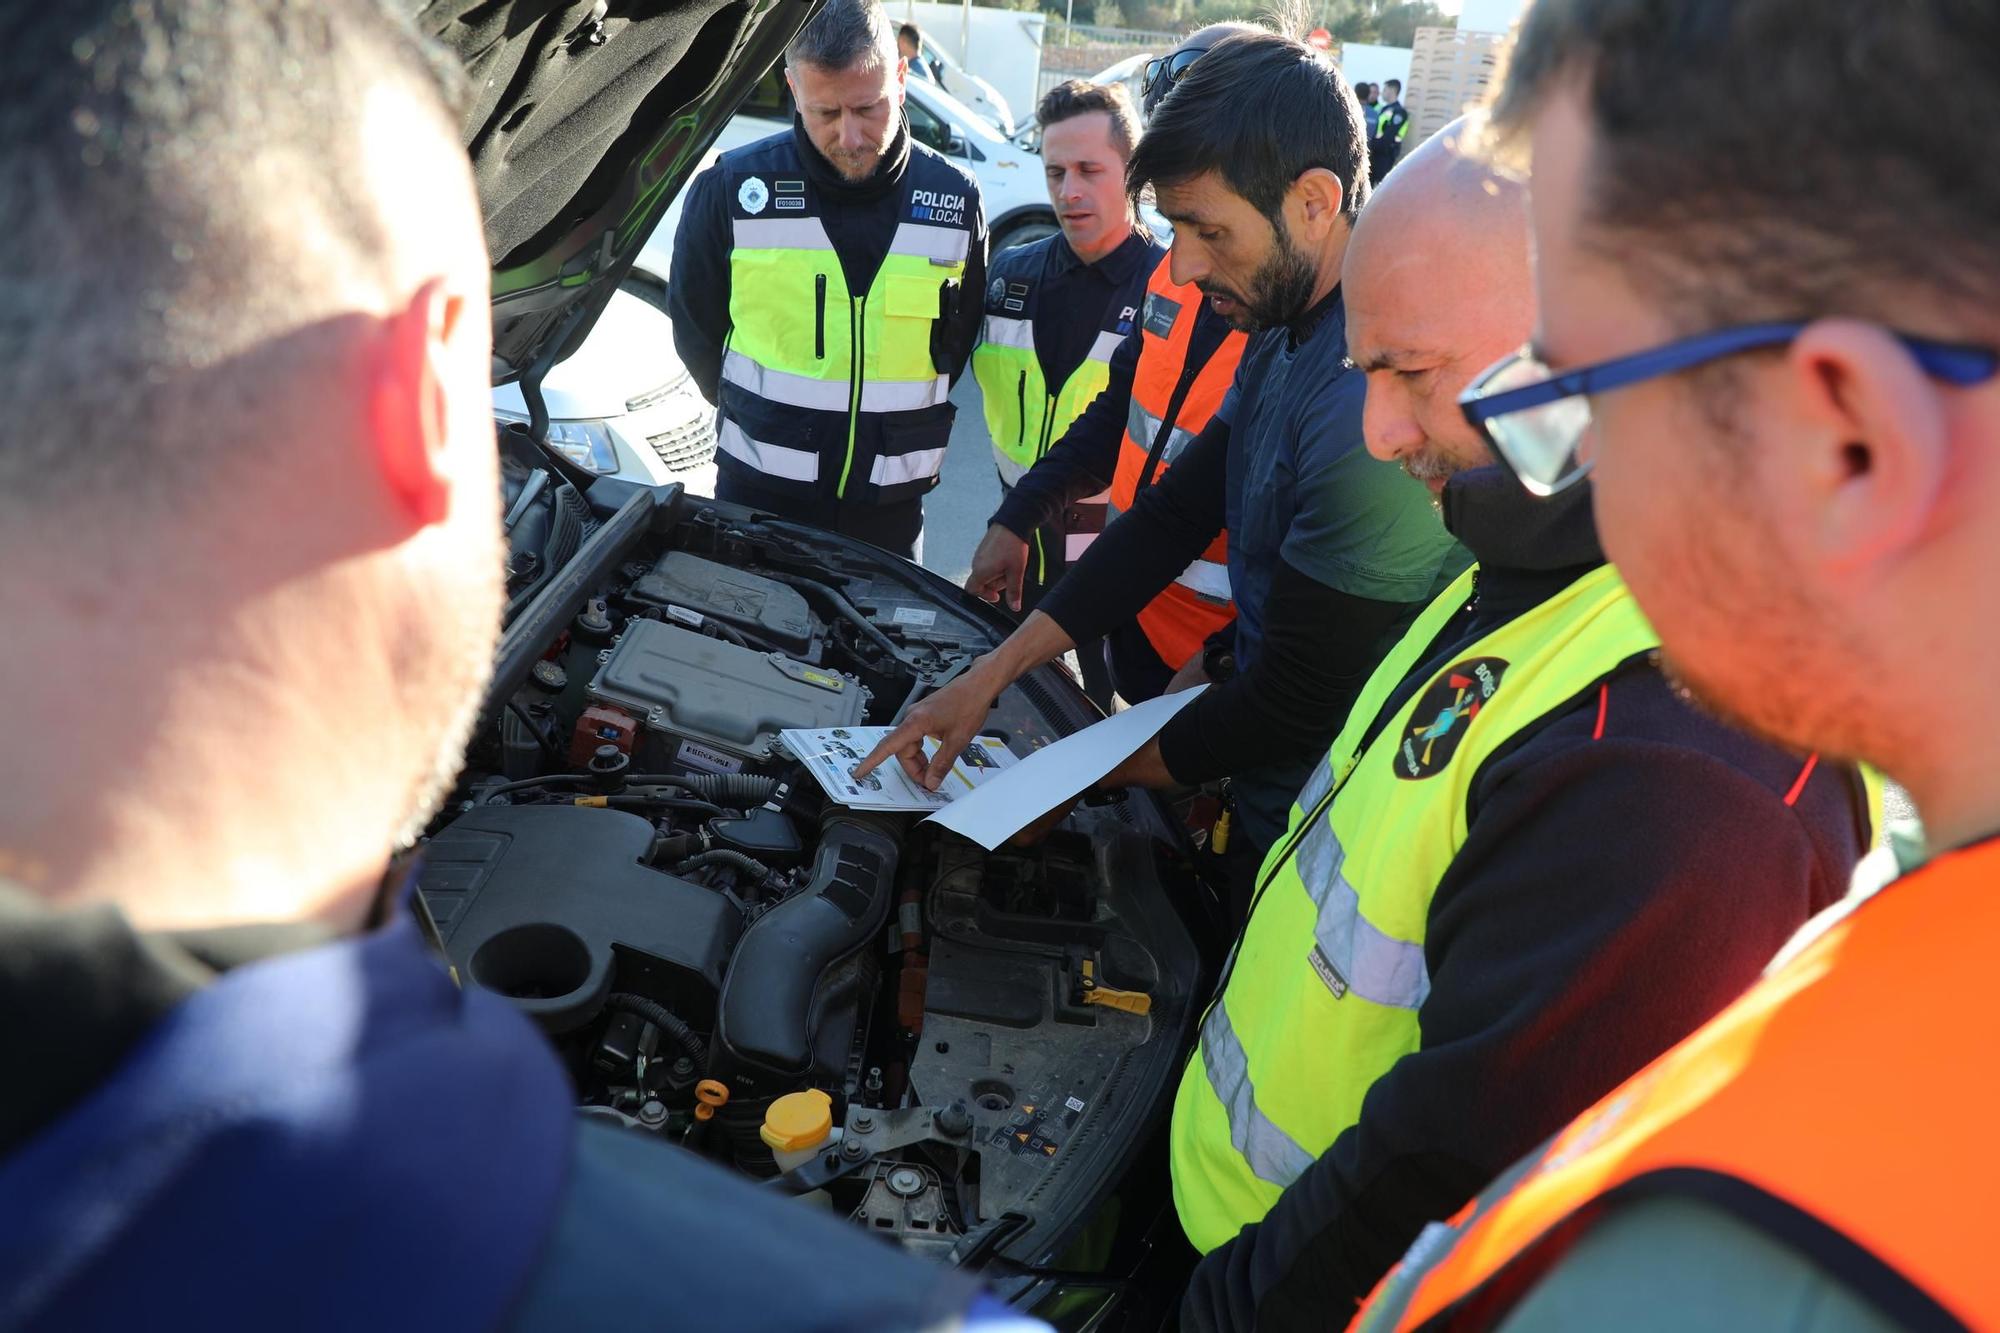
[737, 175, 770, 215]
[1396, 656, 1509, 779]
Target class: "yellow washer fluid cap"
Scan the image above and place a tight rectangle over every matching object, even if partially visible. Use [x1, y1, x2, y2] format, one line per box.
[761, 1089, 834, 1152]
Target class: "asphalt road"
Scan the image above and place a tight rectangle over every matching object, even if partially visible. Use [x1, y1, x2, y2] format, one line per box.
[917, 377, 1000, 587]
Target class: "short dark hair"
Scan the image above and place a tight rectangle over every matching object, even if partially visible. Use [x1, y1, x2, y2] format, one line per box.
[1384, 78, 1402, 94]
[1127, 32, 1369, 223]
[1487, 0, 2000, 330]
[1036, 79, 1143, 159]
[897, 21, 923, 46]
[1356, 81, 1373, 97]
[788, 0, 894, 72]
[0, 0, 460, 517]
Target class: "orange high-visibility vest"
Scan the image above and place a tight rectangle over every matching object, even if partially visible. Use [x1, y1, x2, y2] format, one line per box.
[1108, 255, 1246, 672]
[1352, 836, 2000, 1332]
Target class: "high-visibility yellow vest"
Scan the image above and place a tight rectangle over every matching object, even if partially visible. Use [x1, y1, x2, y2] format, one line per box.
[1169, 562, 1661, 1251]
[716, 136, 976, 504]
[970, 235, 1141, 577]
[974, 317, 1120, 489]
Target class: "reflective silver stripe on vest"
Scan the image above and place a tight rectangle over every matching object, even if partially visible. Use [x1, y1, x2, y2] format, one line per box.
[983, 314, 1036, 350]
[717, 418, 820, 482]
[995, 454, 1030, 487]
[1124, 396, 1197, 459]
[870, 445, 949, 487]
[723, 350, 951, 413]
[1127, 398, 1164, 446]
[1065, 531, 1097, 560]
[1174, 558, 1232, 602]
[1200, 999, 1317, 1188]
[890, 221, 972, 264]
[1294, 818, 1432, 1010]
[1087, 329, 1124, 363]
[732, 217, 836, 250]
[1295, 752, 1337, 818]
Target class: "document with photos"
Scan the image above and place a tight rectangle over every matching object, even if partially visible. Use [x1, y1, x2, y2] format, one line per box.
[781, 727, 1019, 812]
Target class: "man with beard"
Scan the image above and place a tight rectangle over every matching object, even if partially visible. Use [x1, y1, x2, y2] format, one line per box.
[0, 2, 1035, 1329]
[860, 33, 1464, 908]
[1350, 2, 2000, 1329]
[1170, 122, 1874, 1333]
[671, 0, 987, 560]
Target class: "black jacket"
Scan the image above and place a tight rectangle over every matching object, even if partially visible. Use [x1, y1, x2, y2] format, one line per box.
[1180, 468, 1872, 1332]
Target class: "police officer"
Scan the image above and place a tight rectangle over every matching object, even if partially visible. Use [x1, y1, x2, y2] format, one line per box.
[1357, 4, 2000, 1328]
[1369, 78, 1409, 185]
[969, 79, 1160, 706]
[1356, 81, 1381, 138]
[1172, 124, 1875, 1333]
[967, 24, 1251, 705]
[671, 0, 987, 560]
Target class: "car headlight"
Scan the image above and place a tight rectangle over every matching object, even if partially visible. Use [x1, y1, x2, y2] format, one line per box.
[492, 410, 620, 475]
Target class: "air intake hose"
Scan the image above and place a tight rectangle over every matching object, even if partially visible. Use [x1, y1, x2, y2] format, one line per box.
[707, 811, 900, 1095]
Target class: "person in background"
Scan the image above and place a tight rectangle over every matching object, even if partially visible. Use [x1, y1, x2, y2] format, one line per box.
[0, 2, 1037, 1330]
[1174, 121, 1872, 1333]
[1357, 81, 1382, 138]
[1353, 1, 2000, 1328]
[966, 21, 1255, 706]
[861, 33, 1464, 917]
[1370, 78, 1409, 184]
[897, 21, 940, 81]
[671, 0, 987, 560]
[969, 80, 1160, 709]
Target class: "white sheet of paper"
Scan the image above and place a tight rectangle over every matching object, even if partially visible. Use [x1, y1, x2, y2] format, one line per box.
[922, 684, 1208, 850]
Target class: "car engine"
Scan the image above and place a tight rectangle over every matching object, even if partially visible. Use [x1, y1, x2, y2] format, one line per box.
[419, 462, 1210, 1277]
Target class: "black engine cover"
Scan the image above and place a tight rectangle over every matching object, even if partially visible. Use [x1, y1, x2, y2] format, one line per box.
[419, 804, 739, 1034]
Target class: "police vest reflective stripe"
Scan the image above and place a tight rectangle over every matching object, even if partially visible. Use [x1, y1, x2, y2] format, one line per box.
[1354, 833, 1994, 1333]
[1109, 255, 1246, 671]
[719, 147, 971, 503]
[1169, 562, 1660, 1252]
[975, 318, 1122, 487]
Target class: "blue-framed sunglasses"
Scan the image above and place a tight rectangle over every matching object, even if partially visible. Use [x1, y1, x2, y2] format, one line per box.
[1458, 321, 2000, 496]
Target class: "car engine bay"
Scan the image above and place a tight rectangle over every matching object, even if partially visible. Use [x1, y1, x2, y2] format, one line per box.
[418, 456, 1210, 1277]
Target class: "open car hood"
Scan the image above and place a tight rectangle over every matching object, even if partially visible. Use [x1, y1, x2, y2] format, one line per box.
[412, 0, 814, 387]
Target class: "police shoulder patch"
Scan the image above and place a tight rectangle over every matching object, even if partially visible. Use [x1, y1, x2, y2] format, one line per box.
[1395, 656, 1509, 780]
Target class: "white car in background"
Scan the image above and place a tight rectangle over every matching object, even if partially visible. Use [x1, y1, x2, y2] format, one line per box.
[907, 30, 1016, 136]
[491, 280, 718, 493]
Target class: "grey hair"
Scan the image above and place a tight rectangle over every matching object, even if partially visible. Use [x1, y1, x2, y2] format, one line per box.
[786, 0, 896, 73]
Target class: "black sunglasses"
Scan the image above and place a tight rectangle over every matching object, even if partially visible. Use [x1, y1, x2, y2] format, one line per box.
[1141, 48, 1202, 97]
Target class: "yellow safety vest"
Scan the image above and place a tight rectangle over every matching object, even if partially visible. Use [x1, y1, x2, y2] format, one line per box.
[717, 141, 974, 502]
[974, 316, 1121, 489]
[1169, 562, 1662, 1250]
